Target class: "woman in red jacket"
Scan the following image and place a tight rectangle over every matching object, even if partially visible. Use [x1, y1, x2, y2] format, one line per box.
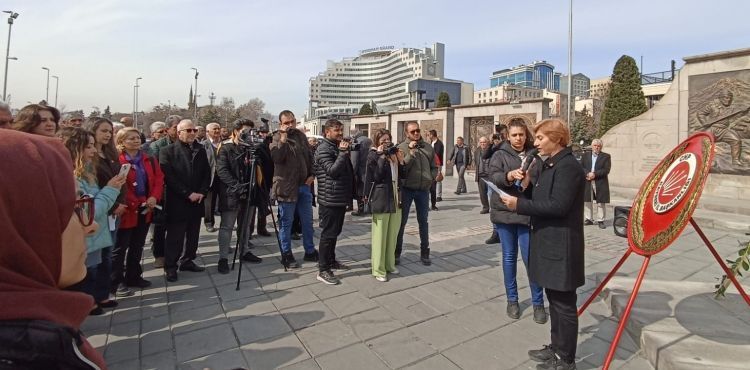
[111, 127, 164, 291]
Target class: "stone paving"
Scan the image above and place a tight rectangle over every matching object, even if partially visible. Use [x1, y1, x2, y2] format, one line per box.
[83, 177, 749, 370]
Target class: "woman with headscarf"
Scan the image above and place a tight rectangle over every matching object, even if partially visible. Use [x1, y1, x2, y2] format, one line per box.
[0, 130, 107, 369]
[59, 127, 125, 315]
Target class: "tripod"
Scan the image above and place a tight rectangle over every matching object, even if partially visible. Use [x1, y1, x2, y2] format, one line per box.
[229, 147, 284, 291]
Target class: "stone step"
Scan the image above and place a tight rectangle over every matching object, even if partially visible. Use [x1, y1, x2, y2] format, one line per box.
[594, 275, 750, 370]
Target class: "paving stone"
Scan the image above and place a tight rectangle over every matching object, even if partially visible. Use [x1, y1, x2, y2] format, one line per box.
[108, 358, 139, 370]
[409, 315, 476, 351]
[170, 302, 227, 335]
[313, 343, 390, 370]
[280, 300, 337, 330]
[279, 358, 322, 370]
[373, 290, 441, 326]
[223, 293, 277, 320]
[180, 348, 248, 370]
[268, 285, 321, 310]
[104, 335, 140, 364]
[365, 328, 436, 368]
[308, 278, 358, 300]
[296, 319, 360, 356]
[140, 328, 173, 357]
[168, 286, 220, 314]
[340, 306, 405, 341]
[174, 323, 238, 362]
[232, 313, 292, 345]
[141, 350, 177, 370]
[240, 333, 310, 369]
[404, 354, 462, 370]
[323, 292, 379, 318]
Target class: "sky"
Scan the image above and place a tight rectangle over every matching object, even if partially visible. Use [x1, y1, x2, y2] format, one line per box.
[2, 0, 749, 117]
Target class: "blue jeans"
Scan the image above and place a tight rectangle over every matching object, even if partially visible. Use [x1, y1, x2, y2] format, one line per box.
[277, 185, 316, 254]
[396, 188, 430, 257]
[494, 223, 544, 306]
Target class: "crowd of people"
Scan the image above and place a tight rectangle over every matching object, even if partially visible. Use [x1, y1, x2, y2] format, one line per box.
[0, 98, 617, 370]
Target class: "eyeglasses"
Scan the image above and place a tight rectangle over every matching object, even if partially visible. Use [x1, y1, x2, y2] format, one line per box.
[155, 129, 166, 134]
[409, 129, 421, 134]
[180, 128, 198, 133]
[74, 194, 95, 227]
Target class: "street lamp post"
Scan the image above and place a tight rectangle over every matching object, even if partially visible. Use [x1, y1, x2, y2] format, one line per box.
[41, 67, 50, 103]
[51, 75, 59, 108]
[134, 77, 142, 130]
[191, 67, 198, 121]
[566, 0, 574, 131]
[2, 10, 18, 102]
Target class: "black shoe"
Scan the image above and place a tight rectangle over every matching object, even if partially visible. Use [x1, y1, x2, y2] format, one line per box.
[241, 252, 263, 264]
[166, 270, 178, 282]
[282, 253, 300, 269]
[598, 221, 606, 229]
[507, 301, 521, 319]
[205, 225, 218, 232]
[351, 210, 363, 216]
[291, 232, 301, 240]
[431, 205, 438, 211]
[536, 355, 576, 370]
[317, 270, 340, 285]
[436, 197, 442, 202]
[529, 345, 556, 363]
[98, 300, 118, 309]
[485, 232, 499, 244]
[395, 257, 401, 266]
[479, 209, 489, 214]
[179, 261, 206, 272]
[257, 228, 271, 237]
[584, 219, 594, 226]
[533, 305, 548, 324]
[303, 250, 319, 262]
[125, 278, 152, 289]
[217, 258, 230, 274]
[89, 305, 104, 316]
[332, 260, 350, 271]
[454, 191, 461, 195]
[420, 252, 431, 266]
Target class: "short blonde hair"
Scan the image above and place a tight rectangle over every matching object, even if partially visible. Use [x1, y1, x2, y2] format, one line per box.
[534, 118, 570, 147]
[115, 127, 141, 152]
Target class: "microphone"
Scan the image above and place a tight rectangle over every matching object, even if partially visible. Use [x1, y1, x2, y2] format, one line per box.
[514, 148, 539, 188]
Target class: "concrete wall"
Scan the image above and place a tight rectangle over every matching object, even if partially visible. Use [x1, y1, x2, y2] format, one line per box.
[602, 48, 750, 208]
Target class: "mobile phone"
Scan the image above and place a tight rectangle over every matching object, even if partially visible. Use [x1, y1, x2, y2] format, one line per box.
[118, 164, 131, 177]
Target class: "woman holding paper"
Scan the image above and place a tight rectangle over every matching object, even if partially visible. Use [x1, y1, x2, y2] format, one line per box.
[488, 120, 546, 323]
[500, 118, 585, 370]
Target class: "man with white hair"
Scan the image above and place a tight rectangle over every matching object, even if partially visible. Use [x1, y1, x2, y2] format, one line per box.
[144, 121, 166, 149]
[581, 138, 611, 229]
[159, 119, 211, 282]
[0, 100, 11, 129]
[203, 122, 222, 232]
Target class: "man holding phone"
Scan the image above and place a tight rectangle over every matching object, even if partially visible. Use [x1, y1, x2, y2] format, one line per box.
[159, 119, 211, 282]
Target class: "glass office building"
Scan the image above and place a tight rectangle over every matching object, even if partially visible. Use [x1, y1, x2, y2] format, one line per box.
[490, 61, 561, 91]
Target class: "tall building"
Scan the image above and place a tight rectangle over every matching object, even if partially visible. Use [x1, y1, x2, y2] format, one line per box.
[489, 61, 561, 91]
[559, 73, 590, 98]
[474, 85, 542, 104]
[589, 76, 612, 100]
[308, 43, 448, 116]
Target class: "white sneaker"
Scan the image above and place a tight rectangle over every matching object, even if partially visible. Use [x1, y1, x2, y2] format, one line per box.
[375, 276, 387, 282]
[389, 268, 400, 275]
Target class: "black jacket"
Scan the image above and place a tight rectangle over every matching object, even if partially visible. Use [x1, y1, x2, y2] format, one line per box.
[350, 133, 373, 197]
[364, 149, 405, 214]
[448, 145, 473, 167]
[314, 138, 354, 207]
[581, 151, 611, 203]
[489, 142, 534, 226]
[432, 139, 444, 164]
[215, 140, 273, 212]
[474, 147, 492, 181]
[159, 140, 210, 222]
[516, 147, 585, 292]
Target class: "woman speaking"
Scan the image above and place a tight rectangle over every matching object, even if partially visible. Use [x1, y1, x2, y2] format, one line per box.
[500, 118, 585, 370]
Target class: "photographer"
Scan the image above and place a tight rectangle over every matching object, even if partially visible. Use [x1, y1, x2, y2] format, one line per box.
[396, 121, 438, 266]
[270, 110, 318, 268]
[349, 129, 372, 216]
[365, 129, 405, 282]
[313, 119, 354, 285]
[214, 119, 266, 274]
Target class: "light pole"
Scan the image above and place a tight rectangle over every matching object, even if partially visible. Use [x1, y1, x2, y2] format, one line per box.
[2, 10, 18, 102]
[566, 0, 574, 131]
[51, 75, 59, 108]
[191, 67, 198, 121]
[41, 67, 50, 103]
[134, 77, 142, 130]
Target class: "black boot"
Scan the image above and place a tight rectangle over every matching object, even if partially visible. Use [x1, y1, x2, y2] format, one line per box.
[485, 231, 499, 244]
[281, 252, 300, 269]
[257, 216, 271, 237]
[420, 249, 431, 266]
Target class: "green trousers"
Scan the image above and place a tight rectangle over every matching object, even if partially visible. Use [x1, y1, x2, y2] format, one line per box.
[371, 209, 401, 278]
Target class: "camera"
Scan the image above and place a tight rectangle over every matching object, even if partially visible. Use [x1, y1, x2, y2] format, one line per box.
[383, 144, 399, 156]
[343, 137, 361, 151]
[238, 128, 263, 147]
[412, 141, 425, 149]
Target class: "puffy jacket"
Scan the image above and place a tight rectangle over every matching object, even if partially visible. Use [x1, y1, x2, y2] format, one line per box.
[364, 149, 405, 214]
[77, 178, 119, 255]
[488, 142, 534, 226]
[314, 138, 354, 207]
[118, 150, 164, 229]
[270, 129, 314, 202]
[397, 138, 437, 191]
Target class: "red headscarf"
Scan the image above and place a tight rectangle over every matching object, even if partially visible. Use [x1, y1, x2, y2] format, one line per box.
[0, 130, 106, 369]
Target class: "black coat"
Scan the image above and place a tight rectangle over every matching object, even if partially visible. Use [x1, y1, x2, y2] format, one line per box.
[314, 138, 354, 208]
[581, 151, 611, 203]
[489, 142, 533, 226]
[350, 134, 373, 197]
[215, 140, 273, 212]
[159, 140, 211, 222]
[474, 147, 492, 181]
[432, 139, 444, 164]
[448, 145, 473, 167]
[364, 149, 405, 214]
[516, 147, 585, 292]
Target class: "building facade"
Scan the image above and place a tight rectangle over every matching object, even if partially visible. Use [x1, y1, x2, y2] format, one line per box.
[308, 43, 446, 115]
[490, 61, 561, 91]
[474, 84, 543, 104]
[560, 73, 591, 98]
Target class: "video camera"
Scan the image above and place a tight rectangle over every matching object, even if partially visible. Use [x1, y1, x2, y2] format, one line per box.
[342, 137, 361, 151]
[383, 143, 399, 156]
[238, 127, 264, 147]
